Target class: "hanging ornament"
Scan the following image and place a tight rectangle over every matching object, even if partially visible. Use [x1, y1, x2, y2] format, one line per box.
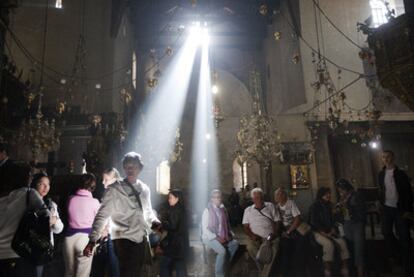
[26, 92, 36, 107]
[292, 53, 300, 64]
[273, 31, 282, 40]
[56, 101, 66, 114]
[149, 49, 156, 59]
[328, 117, 338, 130]
[147, 78, 158, 88]
[259, 4, 268, 16]
[165, 47, 173, 56]
[153, 69, 162, 78]
[120, 88, 133, 105]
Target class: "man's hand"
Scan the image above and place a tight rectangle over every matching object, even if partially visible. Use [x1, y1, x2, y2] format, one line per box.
[267, 233, 277, 241]
[281, 231, 290, 239]
[249, 234, 261, 241]
[83, 242, 95, 257]
[151, 221, 161, 230]
[216, 237, 226, 244]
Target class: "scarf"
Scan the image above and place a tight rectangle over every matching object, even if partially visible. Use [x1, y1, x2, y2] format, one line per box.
[207, 202, 230, 241]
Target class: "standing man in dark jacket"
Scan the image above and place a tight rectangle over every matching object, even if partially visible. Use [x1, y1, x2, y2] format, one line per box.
[378, 150, 413, 276]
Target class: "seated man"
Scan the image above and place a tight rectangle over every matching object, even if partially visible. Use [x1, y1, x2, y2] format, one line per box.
[309, 187, 350, 277]
[274, 188, 303, 274]
[242, 188, 280, 277]
[201, 189, 239, 277]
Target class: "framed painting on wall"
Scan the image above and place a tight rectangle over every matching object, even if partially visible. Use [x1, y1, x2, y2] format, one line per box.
[290, 164, 310, 189]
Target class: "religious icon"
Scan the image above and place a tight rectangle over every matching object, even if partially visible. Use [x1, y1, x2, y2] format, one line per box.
[290, 164, 310, 189]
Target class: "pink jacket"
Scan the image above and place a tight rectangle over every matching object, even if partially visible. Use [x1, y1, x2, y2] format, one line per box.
[67, 189, 100, 229]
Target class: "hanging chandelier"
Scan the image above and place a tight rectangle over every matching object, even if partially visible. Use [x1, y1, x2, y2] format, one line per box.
[15, 0, 60, 160]
[236, 70, 281, 168]
[17, 92, 60, 159]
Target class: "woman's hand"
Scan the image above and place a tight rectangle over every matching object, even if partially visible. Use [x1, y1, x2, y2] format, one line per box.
[49, 215, 57, 227]
[216, 237, 226, 244]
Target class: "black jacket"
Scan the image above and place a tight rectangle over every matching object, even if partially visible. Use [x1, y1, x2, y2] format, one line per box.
[378, 167, 413, 212]
[161, 203, 189, 259]
[308, 200, 334, 233]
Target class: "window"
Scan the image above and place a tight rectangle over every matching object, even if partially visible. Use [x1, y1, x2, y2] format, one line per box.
[370, 0, 388, 27]
[156, 160, 170, 194]
[242, 162, 248, 188]
[232, 159, 248, 191]
[370, 0, 405, 27]
[132, 52, 137, 89]
[55, 0, 63, 9]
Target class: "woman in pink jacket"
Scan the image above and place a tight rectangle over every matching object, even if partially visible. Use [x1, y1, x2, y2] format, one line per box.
[63, 173, 100, 277]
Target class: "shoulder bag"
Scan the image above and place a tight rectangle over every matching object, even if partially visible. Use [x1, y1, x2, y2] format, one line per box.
[11, 188, 54, 265]
[124, 181, 154, 265]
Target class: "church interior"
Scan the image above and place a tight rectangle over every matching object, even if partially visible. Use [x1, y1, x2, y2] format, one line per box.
[0, 0, 414, 276]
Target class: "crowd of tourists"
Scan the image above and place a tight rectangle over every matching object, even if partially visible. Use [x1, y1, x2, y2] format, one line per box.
[0, 143, 412, 277]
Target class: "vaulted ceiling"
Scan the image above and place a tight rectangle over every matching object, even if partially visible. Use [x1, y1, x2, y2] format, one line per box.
[114, 0, 281, 49]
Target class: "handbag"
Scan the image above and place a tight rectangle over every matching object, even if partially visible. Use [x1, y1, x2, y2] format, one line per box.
[256, 240, 273, 264]
[254, 206, 278, 264]
[94, 237, 109, 256]
[11, 188, 54, 265]
[296, 222, 312, 236]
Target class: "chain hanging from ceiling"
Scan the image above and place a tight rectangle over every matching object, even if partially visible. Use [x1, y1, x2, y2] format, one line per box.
[16, 0, 61, 160]
[303, 0, 385, 148]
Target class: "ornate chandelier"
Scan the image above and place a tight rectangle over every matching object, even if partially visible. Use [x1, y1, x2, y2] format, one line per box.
[236, 70, 281, 169]
[17, 93, 60, 159]
[236, 112, 280, 168]
[169, 128, 183, 163]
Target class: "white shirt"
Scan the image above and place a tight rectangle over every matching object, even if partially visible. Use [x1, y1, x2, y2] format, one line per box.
[276, 200, 301, 227]
[384, 169, 398, 208]
[48, 200, 64, 245]
[242, 202, 280, 239]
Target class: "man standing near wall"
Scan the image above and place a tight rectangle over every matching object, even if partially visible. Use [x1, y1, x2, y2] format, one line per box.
[378, 150, 413, 276]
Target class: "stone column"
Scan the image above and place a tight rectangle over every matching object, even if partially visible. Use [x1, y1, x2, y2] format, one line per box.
[314, 125, 336, 200]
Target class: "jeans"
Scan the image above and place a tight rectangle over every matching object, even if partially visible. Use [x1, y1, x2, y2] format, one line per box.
[344, 221, 365, 267]
[113, 239, 144, 277]
[159, 256, 187, 277]
[204, 239, 239, 277]
[382, 206, 412, 275]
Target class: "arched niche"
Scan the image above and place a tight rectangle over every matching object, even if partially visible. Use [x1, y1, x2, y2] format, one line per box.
[214, 69, 253, 193]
